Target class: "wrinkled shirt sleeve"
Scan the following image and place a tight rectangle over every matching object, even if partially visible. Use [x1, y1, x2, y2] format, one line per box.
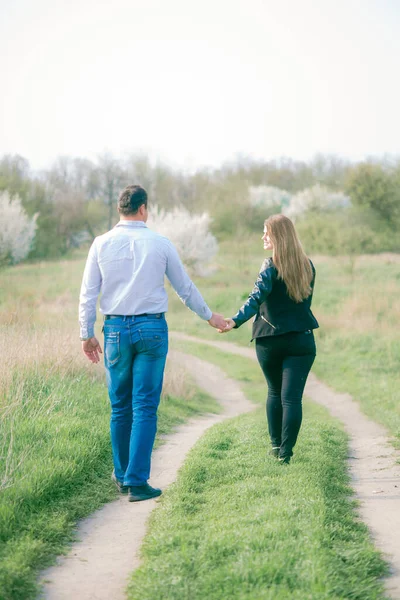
[79, 240, 102, 338]
[232, 263, 276, 328]
[165, 241, 212, 321]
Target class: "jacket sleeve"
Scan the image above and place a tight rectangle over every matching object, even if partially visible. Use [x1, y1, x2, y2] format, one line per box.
[232, 262, 276, 328]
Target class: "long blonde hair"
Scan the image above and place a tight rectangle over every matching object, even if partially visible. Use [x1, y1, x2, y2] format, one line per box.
[265, 214, 313, 302]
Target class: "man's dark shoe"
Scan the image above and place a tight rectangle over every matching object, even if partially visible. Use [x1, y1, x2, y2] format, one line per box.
[128, 483, 162, 502]
[278, 456, 291, 465]
[111, 471, 129, 494]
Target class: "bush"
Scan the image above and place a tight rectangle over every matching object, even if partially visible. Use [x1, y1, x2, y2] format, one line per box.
[295, 210, 378, 257]
[147, 206, 218, 275]
[0, 191, 38, 265]
[248, 185, 291, 210]
[284, 184, 350, 220]
[345, 162, 400, 227]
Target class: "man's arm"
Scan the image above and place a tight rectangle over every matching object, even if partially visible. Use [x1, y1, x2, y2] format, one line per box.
[165, 241, 226, 330]
[79, 240, 103, 361]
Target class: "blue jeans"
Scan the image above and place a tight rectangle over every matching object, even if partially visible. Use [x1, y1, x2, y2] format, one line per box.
[103, 314, 168, 486]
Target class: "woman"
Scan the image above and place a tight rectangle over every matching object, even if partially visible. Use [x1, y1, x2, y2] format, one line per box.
[222, 214, 319, 464]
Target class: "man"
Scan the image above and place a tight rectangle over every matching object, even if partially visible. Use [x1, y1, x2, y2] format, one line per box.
[79, 185, 226, 502]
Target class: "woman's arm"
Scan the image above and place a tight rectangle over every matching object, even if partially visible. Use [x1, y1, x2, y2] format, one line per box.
[231, 263, 276, 328]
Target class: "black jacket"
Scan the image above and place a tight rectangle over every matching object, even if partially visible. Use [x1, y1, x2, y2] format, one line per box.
[232, 258, 319, 339]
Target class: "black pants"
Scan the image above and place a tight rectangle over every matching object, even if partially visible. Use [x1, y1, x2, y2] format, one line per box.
[255, 331, 316, 459]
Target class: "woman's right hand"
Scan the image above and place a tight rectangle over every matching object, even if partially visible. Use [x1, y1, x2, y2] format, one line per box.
[218, 318, 235, 333]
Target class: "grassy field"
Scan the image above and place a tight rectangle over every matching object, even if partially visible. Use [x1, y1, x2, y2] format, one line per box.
[127, 344, 387, 600]
[1, 238, 398, 598]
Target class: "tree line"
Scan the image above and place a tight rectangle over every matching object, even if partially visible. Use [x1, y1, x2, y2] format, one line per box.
[1, 152, 400, 264]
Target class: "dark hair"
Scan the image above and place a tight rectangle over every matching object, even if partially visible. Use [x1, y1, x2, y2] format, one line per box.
[117, 185, 148, 215]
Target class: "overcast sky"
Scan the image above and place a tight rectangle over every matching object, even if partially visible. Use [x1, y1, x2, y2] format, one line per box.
[1, 0, 399, 171]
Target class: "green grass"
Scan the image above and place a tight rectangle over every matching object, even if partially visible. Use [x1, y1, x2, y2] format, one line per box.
[126, 342, 387, 599]
[312, 331, 400, 444]
[0, 367, 219, 600]
[2, 239, 399, 598]
[128, 410, 386, 599]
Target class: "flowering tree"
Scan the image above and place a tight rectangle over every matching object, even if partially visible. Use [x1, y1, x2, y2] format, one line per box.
[249, 185, 292, 211]
[147, 206, 218, 275]
[284, 184, 350, 220]
[0, 191, 38, 265]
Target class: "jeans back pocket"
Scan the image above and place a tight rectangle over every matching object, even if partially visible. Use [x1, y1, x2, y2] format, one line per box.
[105, 332, 120, 366]
[139, 329, 168, 357]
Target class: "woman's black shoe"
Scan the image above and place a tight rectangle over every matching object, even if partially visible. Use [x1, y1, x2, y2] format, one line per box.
[270, 446, 280, 458]
[278, 456, 291, 465]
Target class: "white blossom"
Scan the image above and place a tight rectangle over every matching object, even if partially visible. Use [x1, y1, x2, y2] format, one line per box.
[0, 191, 38, 264]
[249, 185, 292, 210]
[147, 206, 218, 275]
[284, 184, 350, 219]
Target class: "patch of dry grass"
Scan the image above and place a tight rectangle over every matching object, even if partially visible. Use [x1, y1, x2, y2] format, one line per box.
[0, 323, 193, 414]
[320, 285, 400, 334]
[0, 249, 193, 408]
[312, 254, 400, 335]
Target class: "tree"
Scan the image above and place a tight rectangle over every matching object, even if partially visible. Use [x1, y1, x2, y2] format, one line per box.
[45, 156, 100, 198]
[0, 155, 30, 200]
[310, 153, 351, 190]
[0, 191, 38, 265]
[97, 154, 127, 230]
[345, 163, 399, 227]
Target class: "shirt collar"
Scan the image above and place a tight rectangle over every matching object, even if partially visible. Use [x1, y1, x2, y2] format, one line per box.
[115, 220, 147, 228]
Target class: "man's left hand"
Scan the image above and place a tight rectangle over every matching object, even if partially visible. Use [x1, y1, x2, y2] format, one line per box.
[82, 337, 103, 363]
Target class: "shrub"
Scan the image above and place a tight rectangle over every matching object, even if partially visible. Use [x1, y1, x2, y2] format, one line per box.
[0, 191, 38, 265]
[249, 185, 291, 210]
[295, 210, 377, 257]
[284, 184, 350, 220]
[345, 162, 400, 227]
[147, 206, 218, 275]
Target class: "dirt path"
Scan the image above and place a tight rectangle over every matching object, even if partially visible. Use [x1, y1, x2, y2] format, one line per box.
[172, 332, 400, 599]
[39, 350, 254, 600]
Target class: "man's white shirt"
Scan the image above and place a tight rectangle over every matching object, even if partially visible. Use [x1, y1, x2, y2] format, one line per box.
[79, 220, 212, 338]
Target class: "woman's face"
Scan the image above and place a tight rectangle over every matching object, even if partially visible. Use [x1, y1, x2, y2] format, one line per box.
[262, 226, 273, 250]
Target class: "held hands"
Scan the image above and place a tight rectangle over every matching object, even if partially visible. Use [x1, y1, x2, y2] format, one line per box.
[218, 318, 235, 333]
[207, 313, 235, 333]
[82, 337, 103, 364]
